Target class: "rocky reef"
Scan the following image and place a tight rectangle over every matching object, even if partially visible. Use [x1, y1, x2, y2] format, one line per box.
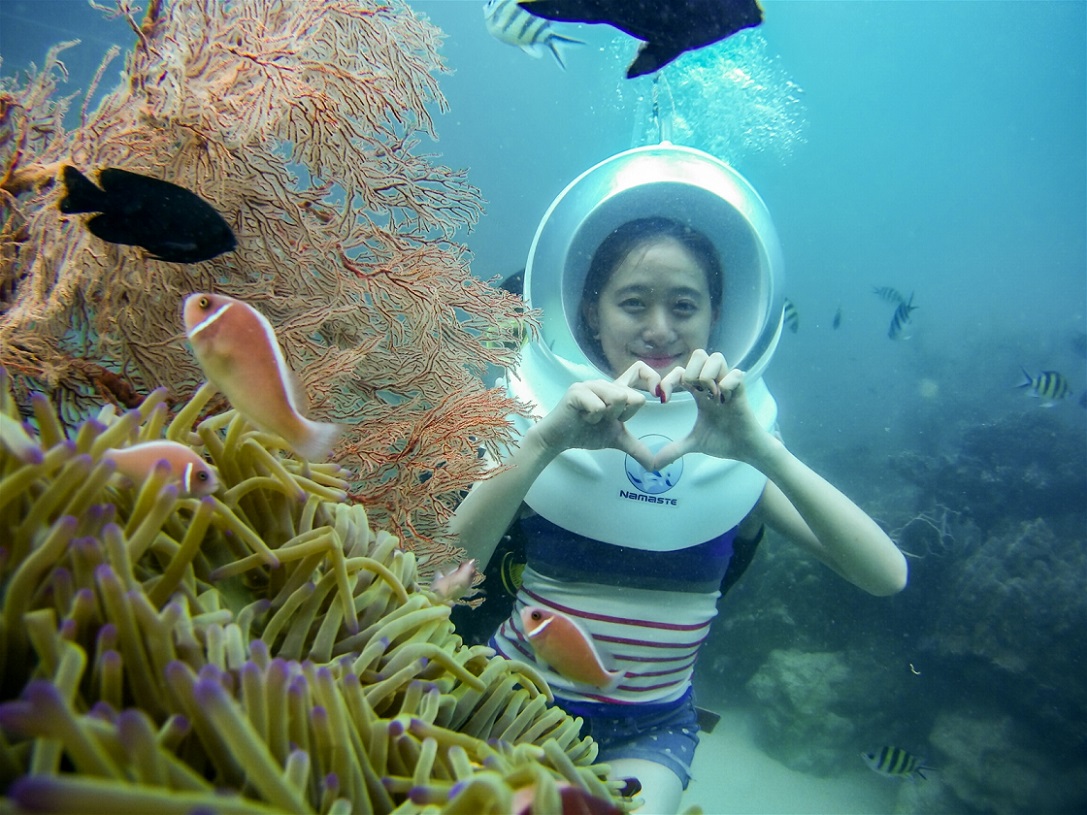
[0, 370, 625, 813]
[697, 407, 1087, 813]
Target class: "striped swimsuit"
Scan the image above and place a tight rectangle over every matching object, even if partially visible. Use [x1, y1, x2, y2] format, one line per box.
[492, 515, 736, 705]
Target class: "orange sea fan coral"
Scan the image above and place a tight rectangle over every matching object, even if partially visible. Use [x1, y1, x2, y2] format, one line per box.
[0, 0, 534, 561]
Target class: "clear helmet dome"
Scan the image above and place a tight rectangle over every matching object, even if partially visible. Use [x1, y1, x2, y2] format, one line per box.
[508, 144, 784, 548]
[524, 144, 785, 382]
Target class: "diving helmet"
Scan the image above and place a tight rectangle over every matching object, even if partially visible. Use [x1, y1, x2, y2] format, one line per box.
[507, 145, 786, 549]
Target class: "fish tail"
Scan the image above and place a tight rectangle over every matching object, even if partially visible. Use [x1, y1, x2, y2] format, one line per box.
[546, 33, 585, 70]
[547, 39, 568, 70]
[58, 165, 107, 214]
[602, 669, 625, 692]
[294, 419, 346, 462]
[1016, 366, 1034, 390]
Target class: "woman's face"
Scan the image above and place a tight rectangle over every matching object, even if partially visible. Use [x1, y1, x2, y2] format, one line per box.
[586, 237, 715, 376]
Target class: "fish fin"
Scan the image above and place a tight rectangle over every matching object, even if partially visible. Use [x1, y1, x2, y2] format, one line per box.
[601, 669, 625, 692]
[626, 42, 686, 79]
[294, 419, 346, 462]
[518, 43, 546, 60]
[546, 33, 585, 69]
[1016, 366, 1034, 390]
[287, 369, 313, 415]
[58, 165, 107, 214]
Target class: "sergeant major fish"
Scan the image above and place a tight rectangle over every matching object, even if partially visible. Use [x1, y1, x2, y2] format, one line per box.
[783, 297, 799, 333]
[873, 286, 906, 305]
[862, 746, 931, 780]
[518, 0, 764, 78]
[59, 166, 236, 263]
[888, 293, 917, 340]
[520, 605, 623, 689]
[183, 293, 344, 461]
[484, 0, 584, 69]
[1017, 367, 1071, 405]
[103, 440, 219, 497]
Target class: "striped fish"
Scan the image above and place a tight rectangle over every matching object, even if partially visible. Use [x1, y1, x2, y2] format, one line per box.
[484, 0, 584, 69]
[862, 746, 930, 780]
[888, 293, 917, 340]
[873, 286, 906, 304]
[783, 297, 799, 333]
[1017, 368, 1071, 404]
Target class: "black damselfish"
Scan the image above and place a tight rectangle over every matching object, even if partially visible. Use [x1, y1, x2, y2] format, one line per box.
[59, 166, 236, 263]
[519, 0, 763, 79]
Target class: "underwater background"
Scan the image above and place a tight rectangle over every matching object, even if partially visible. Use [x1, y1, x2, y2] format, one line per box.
[2, 1, 1085, 813]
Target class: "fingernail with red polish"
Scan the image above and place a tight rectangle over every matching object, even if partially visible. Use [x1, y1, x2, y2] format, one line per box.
[655, 384, 666, 404]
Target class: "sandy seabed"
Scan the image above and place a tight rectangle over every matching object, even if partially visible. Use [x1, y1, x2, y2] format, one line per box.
[680, 708, 899, 815]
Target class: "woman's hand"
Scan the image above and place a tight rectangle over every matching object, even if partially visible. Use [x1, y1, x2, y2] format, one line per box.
[528, 362, 659, 470]
[652, 350, 777, 469]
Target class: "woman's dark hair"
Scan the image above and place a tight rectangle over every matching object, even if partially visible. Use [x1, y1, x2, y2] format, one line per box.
[577, 217, 724, 366]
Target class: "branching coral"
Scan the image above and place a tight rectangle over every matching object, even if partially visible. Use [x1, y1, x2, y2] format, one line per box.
[890, 504, 980, 561]
[0, 368, 625, 812]
[0, 0, 534, 558]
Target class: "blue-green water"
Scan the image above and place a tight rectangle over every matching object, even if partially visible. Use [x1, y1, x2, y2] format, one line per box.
[3, 2, 1084, 812]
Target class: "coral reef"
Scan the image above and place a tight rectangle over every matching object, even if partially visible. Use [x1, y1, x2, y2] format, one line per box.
[920, 517, 1087, 751]
[697, 408, 1086, 811]
[890, 410, 1087, 533]
[0, 368, 624, 812]
[896, 709, 1087, 815]
[0, 0, 533, 558]
[744, 650, 856, 775]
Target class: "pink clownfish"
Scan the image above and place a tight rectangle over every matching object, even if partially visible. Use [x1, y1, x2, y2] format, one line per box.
[103, 440, 219, 497]
[183, 293, 344, 461]
[519, 605, 623, 690]
[431, 558, 481, 603]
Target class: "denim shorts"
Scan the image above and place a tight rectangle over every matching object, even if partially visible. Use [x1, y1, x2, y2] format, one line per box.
[557, 689, 701, 789]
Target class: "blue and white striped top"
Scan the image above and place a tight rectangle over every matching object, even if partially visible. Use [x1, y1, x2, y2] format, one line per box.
[492, 515, 736, 705]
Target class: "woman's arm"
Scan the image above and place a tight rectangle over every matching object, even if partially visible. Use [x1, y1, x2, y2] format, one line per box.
[746, 441, 907, 596]
[657, 351, 907, 596]
[446, 428, 556, 569]
[449, 371, 659, 569]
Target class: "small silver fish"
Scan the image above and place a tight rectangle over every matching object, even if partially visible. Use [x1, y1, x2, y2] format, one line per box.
[484, 0, 584, 69]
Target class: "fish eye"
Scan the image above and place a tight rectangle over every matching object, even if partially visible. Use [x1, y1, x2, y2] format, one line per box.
[198, 295, 211, 309]
[530, 610, 542, 621]
[196, 470, 209, 481]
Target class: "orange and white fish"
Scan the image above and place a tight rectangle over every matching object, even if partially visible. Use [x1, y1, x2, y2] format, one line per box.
[520, 605, 623, 690]
[103, 440, 219, 497]
[183, 293, 343, 461]
[431, 559, 481, 603]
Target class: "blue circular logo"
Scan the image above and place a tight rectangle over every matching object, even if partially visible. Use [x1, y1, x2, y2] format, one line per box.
[625, 434, 682, 495]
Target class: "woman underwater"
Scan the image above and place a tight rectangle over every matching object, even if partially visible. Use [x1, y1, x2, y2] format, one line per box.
[448, 149, 907, 814]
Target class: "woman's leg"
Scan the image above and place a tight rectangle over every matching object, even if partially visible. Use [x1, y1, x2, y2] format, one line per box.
[607, 757, 684, 815]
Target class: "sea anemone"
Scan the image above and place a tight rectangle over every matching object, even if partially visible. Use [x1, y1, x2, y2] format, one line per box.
[0, 367, 623, 812]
